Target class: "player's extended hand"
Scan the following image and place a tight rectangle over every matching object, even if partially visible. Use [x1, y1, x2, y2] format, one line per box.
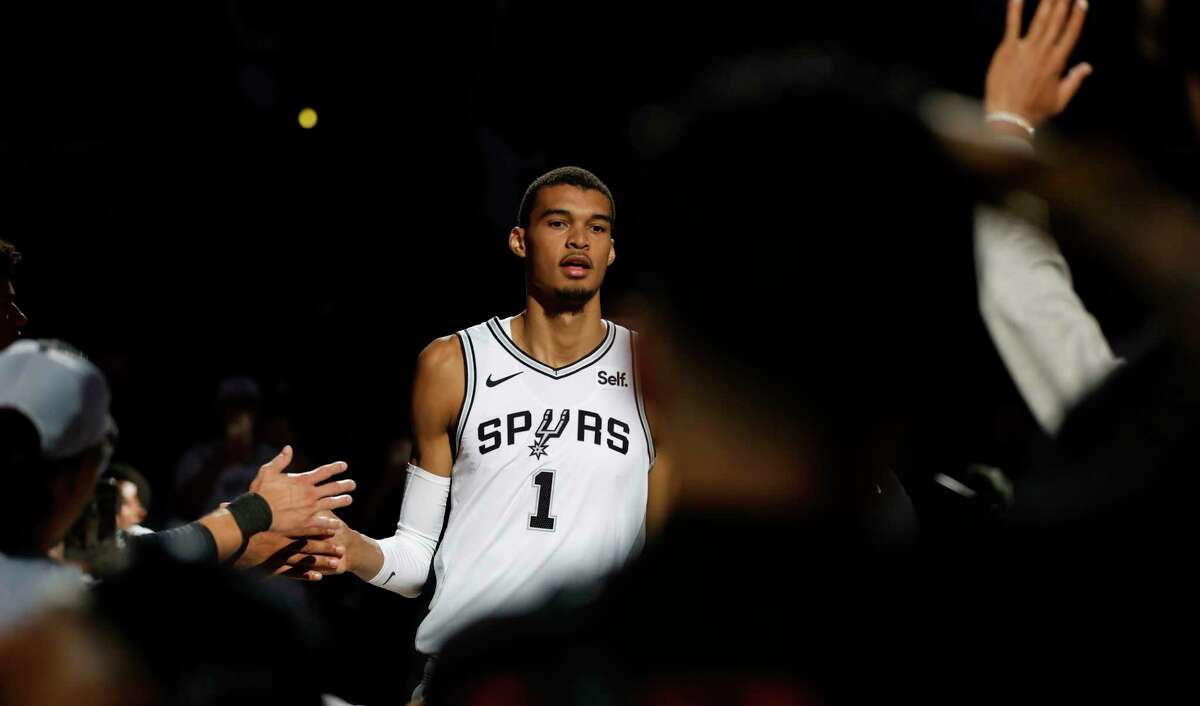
[985, 0, 1092, 128]
[234, 526, 347, 582]
[283, 510, 357, 577]
[249, 446, 355, 535]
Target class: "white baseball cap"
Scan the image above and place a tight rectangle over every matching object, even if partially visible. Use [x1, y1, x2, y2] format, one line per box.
[0, 339, 117, 460]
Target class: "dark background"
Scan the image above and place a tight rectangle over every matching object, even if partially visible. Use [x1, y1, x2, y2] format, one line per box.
[2, 1, 1194, 701]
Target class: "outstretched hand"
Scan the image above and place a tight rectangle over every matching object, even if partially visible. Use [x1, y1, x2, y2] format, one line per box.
[249, 446, 355, 534]
[985, 0, 1092, 129]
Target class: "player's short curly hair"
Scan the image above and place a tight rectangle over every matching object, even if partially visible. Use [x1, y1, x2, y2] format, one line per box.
[516, 167, 615, 230]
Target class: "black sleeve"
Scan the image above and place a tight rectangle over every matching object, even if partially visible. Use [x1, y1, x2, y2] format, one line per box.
[128, 522, 218, 564]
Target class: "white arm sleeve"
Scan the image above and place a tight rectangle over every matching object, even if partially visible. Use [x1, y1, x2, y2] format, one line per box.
[365, 464, 450, 598]
[975, 204, 1123, 435]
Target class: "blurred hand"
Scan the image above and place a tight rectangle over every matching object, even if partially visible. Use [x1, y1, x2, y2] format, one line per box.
[249, 446, 355, 534]
[234, 526, 346, 581]
[985, 0, 1092, 129]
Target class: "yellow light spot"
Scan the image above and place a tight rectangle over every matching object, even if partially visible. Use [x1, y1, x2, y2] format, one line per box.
[298, 107, 318, 129]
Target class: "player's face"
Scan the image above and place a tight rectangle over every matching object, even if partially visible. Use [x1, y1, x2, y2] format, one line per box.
[512, 185, 615, 305]
[0, 280, 28, 350]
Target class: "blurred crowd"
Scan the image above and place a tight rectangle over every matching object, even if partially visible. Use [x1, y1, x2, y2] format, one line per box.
[2, 1, 1200, 705]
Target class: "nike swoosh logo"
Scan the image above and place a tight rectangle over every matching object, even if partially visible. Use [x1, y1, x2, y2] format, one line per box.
[486, 371, 523, 387]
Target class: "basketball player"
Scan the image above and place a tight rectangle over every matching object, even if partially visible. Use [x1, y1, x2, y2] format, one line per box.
[316, 166, 670, 697]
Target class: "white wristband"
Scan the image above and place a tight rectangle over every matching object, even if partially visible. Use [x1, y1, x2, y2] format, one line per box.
[985, 111, 1036, 138]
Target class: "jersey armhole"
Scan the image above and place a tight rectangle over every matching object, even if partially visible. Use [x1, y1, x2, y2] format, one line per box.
[629, 329, 656, 470]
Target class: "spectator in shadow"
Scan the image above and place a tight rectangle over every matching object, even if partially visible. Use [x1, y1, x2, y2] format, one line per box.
[170, 377, 277, 523]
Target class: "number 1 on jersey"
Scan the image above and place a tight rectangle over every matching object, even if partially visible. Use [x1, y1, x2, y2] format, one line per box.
[529, 470, 556, 531]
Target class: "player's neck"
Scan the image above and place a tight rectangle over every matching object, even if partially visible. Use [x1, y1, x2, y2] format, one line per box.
[512, 295, 606, 369]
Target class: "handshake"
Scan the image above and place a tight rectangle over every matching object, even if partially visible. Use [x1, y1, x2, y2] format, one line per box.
[215, 445, 359, 581]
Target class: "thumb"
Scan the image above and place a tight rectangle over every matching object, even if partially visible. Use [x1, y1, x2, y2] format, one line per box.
[1057, 62, 1093, 112]
[259, 445, 294, 476]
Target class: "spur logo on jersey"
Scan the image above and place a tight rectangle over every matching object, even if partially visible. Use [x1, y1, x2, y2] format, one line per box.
[597, 370, 628, 387]
[478, 408, 631, 458]
[528, 409, 568, 459]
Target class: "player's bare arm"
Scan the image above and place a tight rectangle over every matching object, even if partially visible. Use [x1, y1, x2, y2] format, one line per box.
[407, 335, 467, 477]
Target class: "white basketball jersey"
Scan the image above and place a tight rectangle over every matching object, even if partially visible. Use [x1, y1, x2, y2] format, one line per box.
[414, 315, 655, 654]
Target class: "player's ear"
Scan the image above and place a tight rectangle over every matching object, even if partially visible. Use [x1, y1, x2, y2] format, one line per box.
[509, 227, 527, 259]
[608, 239, 616, 266]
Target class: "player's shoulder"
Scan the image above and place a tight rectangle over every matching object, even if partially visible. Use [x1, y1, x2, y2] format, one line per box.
[417, 314, 516, 380]
[415, 334, 465, 383]
[606, 318, 638, 345]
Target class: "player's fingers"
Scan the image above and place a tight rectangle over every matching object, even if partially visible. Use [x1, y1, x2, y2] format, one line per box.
[1057, 62, 1093, 110]
[302, 461, 349, 485]
[1004, 0, 1025, 43]
[293, 515, 343, 535]
[316, 494, 354, 512]
[297, 539, 344, 557]
[1053, 0, 1088, 64]
[1043, 0, 1071, 47]
[287, 525, 337, 539]
[314, 478, 356, 498]
[1027, 0, 1055, 44]
[285, 554, 341, 571]
[277, 565, 323, 581]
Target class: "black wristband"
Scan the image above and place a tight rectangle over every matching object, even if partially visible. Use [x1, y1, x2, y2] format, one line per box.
[227, 492, 273, 537]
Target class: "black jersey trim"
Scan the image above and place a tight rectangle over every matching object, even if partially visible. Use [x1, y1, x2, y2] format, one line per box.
[485, 317, 616, 380]
[451, 332, 468, 460]
[452, 331, 478, 460]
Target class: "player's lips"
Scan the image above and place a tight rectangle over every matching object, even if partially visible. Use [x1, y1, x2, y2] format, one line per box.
[560, 255, 592, 278]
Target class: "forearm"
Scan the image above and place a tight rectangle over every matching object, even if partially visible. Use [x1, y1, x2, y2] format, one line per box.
[346, 530, 385, 581]
[351, 464, 448, 597]
[975, 205, 1122, 433]
[139, 493, 272, 564]
[349, 531, 437, 598]
[197, 510, 246, 562]
[134, 507, 253, 564]
[129, 521, 220, 563]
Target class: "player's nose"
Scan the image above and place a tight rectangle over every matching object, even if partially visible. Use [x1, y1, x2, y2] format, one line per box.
[566, 225, 589, 248]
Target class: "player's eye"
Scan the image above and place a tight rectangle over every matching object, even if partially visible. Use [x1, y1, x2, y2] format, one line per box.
[549, 220, 567, 229]
[590, 224, 608, 234]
